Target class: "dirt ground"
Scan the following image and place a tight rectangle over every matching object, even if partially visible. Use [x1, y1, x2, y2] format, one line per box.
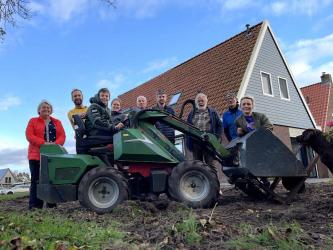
[1, 182, 333, 249]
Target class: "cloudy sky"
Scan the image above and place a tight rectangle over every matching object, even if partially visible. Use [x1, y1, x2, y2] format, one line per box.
[1, 0, 333, 172]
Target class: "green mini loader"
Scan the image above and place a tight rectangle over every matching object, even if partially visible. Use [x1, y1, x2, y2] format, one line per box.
[37, 100, 316, 213]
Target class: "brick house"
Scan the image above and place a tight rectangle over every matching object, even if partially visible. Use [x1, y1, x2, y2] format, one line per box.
[119, 20, 328, 178]
[301, 72, 333, 177]
[301, 72, 333, 132]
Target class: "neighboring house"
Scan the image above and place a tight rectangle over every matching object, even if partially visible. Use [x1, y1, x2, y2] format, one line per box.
[301, 72, 333, 177]
[119, 20, 327, 177]
[0, 168, 16, 185]
[301, 72, 333, 132]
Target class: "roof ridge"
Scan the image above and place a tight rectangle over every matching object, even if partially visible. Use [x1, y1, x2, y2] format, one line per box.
[120, 21, 264, 96]
[301, 82, 330, 88]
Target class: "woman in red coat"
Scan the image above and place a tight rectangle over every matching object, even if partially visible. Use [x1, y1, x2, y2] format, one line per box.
[26, 100, 66, 209]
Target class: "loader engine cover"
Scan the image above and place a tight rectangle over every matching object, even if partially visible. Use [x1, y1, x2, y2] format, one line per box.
[225, 128, 307, 177]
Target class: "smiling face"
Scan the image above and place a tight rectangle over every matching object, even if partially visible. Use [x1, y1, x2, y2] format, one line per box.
[240, 98, 253, 116]
[137, 96, 147, 109]
[72, 90, 83, 106]
[99, 91, 110, 106]
[157, 94, 167, 107]
[39, 103, 52, 119]
[195, 94, 208, 110]
[112, 100, 121, 112]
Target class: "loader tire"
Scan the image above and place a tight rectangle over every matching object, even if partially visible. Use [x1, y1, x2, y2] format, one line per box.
[282, 177, 305, 193]
[78, 166, 129, 214]
[168, 161, 219, 208]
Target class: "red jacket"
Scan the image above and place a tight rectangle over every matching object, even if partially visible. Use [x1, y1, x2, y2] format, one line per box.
[26, 116, 66, 160]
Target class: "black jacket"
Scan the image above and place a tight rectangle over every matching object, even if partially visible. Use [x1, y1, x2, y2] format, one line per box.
[85, 94, 117, 136]
[153, 105, 176, 143]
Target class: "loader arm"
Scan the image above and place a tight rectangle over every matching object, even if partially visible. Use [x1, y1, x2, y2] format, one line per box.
[131, 109, 230, 160]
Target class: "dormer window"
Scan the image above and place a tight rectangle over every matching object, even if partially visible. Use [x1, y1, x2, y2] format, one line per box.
[169, 92, 182, 106]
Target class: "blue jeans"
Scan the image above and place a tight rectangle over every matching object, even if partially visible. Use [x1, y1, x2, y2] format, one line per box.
[29, 160, 43, 209]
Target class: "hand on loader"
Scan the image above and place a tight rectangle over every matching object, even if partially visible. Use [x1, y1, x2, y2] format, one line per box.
[115, 122, 124, 130]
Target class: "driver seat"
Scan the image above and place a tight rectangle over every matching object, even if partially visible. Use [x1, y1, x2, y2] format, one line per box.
[72, 115, 114, 154]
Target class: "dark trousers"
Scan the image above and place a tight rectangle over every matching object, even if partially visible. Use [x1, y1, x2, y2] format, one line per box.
[192, 144, 218, 171]
[29, 160, 43, 209]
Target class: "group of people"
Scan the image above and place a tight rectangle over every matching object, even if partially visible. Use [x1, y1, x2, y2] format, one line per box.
[25, 87, 273, 209]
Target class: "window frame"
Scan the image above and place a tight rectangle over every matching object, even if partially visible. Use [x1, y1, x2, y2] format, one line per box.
[278, 76, 290, 101]
[168, 92, 182, 106]
[260, 71, 274, 97]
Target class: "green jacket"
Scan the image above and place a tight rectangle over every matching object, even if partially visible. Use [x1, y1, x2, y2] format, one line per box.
[85, 94, 116, 136]
[236, 112, 273, 136]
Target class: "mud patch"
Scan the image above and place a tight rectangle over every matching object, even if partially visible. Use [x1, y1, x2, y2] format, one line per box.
[1, 182, 332, 249]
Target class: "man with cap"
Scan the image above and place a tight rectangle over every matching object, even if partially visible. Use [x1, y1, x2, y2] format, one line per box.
[221, 93, 242, 142]
[67, 88, 88, 129]
[152, 89, 176, 143]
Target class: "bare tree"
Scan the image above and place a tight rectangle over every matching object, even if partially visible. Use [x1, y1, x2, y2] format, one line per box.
[0, 0, 116, 39]
[13, 170, 31, 183]
[0, 0, 31, 39]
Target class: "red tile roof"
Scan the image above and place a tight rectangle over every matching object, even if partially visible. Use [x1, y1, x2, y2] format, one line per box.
[301, 82, 331, 129]
[119, 22, 263, 116]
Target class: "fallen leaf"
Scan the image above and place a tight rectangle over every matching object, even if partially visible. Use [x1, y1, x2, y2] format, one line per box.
[267, 227, 279, 241]
[247, 209, 254, 214]
[199, 219, 207, 227]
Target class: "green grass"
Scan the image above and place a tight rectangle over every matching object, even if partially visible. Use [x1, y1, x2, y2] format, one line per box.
[0, 210, 126, 249]
[0, 192, 29, 201]
[226, 222, 317, 250]
[173, 210, 202, 246]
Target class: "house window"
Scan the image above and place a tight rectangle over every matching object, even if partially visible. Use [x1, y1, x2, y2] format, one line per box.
[169, 92, 182, 106]
[5, 177, 11, 183]
[261, 72, 273, 96]
[278, 77, 290, 100]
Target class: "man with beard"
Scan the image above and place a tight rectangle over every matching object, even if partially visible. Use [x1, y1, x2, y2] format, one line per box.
[67, 89, 88, 129]
[187, 92, 222, 171]
[221, 93, 242, 142]
[152, 89, 175, 143]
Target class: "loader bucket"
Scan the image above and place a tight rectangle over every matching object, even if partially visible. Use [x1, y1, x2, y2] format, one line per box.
[224, 128, 307, 177]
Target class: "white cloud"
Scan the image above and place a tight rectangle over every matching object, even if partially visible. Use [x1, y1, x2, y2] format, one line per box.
[271, 1, 286, 15]
[28, 1, 46, 14]
[270, 0, 333, 16]
[142, 57, 178, 73]
[285, 33, 333, 85]
[48, 0, 89, 22]
[221, 0, 253, 10]
[0, 95, 21, 111]
[96, 73, 125, 92]
[0, 148, 27, 166]
[287, 33, 333, 65]
[0, 136, 28, 171]
[118, 0, 166, 19]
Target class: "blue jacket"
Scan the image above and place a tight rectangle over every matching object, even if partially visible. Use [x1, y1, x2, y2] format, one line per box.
[153, 105, 176, 143]
[222, 106, 242, 141]
[187, 107, 222, 150]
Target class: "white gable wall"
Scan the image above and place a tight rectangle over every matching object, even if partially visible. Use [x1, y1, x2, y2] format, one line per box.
[244, 29, 314, 129]
[0, 170, 15, 184]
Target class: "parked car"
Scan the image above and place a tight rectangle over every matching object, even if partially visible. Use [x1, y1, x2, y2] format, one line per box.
[2, 184, 30, 195]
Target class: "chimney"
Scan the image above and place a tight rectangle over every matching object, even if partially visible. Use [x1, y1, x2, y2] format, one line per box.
[245, 24, 251, 36]
[320, 72, 332, 84]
